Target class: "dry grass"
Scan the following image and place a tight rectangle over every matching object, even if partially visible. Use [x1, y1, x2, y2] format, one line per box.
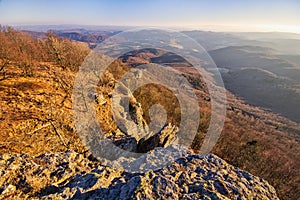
[0, 63, 84, 155]
[1, 60, 300, 199]
[0, 30, 299, 199]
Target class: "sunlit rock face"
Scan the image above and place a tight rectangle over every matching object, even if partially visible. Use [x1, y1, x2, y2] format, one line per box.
[0, 151, 279, 199]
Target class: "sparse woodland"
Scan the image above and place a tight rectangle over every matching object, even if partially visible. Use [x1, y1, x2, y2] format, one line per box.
[0, 27, 299, 199]
[0, 26, 90, 77]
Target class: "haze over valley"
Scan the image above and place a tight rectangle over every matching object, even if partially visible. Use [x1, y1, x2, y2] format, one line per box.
[1, 0, 300, 199]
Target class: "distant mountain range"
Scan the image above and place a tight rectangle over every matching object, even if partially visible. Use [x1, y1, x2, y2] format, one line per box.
[15, 25, 300, 122]
[1, 26, 300, 199]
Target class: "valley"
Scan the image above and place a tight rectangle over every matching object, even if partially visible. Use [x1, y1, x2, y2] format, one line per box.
[0, 27, 300, 199]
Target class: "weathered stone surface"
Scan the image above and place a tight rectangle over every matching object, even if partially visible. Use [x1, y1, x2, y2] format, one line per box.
[0, 151, 279, 199]
[112, 82, 149, 139]
[111, 145, 187, 173]
[137, 123, 179, 153]
[108, 122, 179, 156]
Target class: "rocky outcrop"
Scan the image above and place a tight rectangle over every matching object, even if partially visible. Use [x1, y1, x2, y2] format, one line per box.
[111, 81, 149, 139]
[103, 76, 179, 154]
[137, 123, 179, 153]
[0, 151, 279, 199]
[110, 123, 179, 154]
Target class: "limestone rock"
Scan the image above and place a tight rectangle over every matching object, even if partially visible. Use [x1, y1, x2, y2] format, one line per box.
[0, 151, 279, 199]
[137, 123, 179, 153]
[112, 82, 149, 139]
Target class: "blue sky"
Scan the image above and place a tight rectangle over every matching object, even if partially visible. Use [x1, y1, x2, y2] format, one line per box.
[0, 0, 299, 32]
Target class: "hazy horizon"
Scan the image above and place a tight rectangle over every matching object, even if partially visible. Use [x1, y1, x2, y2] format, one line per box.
[1, 0, 300, 33]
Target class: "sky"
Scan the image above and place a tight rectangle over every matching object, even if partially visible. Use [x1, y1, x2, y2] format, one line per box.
[0, 0, 300, 33]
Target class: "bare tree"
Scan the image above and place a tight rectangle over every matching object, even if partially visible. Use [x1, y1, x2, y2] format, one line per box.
[46, 32, 90, 71]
